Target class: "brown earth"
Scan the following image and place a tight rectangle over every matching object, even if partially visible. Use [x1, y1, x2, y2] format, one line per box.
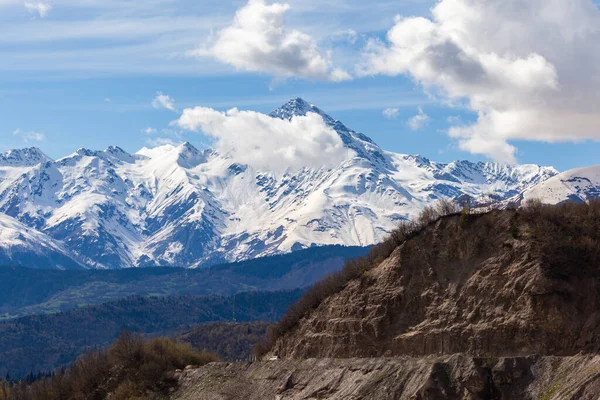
[173, 355, 600, 400]
[270, 211, 600, 359]
[173, 208, 600, 399]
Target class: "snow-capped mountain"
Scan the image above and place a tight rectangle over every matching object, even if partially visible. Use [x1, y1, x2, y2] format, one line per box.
[518, 165, 600, 205]
[0, 99, 558, 269]
[0, 213, 81, 269]
[0, 148, 52, 167]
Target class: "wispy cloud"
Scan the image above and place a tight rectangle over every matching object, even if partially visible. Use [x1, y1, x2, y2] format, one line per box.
[13, 128, 46, 142]
[0, 0, 421, 79]
[152, 92, 176, 111]
[447, 115, 461, 124]
[407, 107, 429, 130]
[382, 107, 399, 119]
[24, 2, 52, 18]
[146, 137, 177, 147]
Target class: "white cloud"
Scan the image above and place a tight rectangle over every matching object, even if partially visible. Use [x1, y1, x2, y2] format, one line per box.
[382, 107, 399, 120]
[359, 0, 600, 164]
[24, 2, 51, 18]
[176, 106, 354, 171]
[152, 92, 176, 112]
[143, 127, 157, 134]
[146, 137, 177, 147]
[189, 0, 350, 82]
[13, 128, 46, 142]
[407, 107, 429, 130]
[447, 115, 461, 124]
[332, 29, 359, 45]
[343, 29, 358, 45]
[0, 0, 397, 78]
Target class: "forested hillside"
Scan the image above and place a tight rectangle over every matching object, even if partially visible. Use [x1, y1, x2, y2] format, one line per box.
[0, 245, 366, 319]
[177, 322, 270, 361]
[0, 291, 301, 378]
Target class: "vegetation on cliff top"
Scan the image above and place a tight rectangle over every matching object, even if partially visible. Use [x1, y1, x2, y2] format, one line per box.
[177, 322, 270, 362]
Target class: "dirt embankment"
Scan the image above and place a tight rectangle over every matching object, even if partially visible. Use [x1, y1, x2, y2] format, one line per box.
[173, 355, 600, 400]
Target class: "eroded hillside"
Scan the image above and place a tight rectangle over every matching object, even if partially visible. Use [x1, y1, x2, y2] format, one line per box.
[174, 202, 600, 400]
[268, 206, 600, 359]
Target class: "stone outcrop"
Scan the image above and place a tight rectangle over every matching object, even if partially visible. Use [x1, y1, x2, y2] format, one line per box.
[173, 355, 600, 400]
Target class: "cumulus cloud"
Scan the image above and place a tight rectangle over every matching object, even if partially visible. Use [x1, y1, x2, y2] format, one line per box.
[359, 0, 600, 163]
[176, 106, 354, 171]
[408, 107, 430, 130]
[152, 92, 176, 111]
[13, 128, 46, 143]
[189, 0, 350, 82]
[382, 108, 399, 120]
[143, 127, 157, 134]
[24, 2, 51, 18]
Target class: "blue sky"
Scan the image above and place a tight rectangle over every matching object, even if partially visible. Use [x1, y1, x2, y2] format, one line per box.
[1, 0, 600, 172]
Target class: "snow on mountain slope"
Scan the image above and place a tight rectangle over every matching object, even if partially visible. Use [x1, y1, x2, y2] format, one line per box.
[0, 213, 82, 269]
[0, 148, 52, 198]
[519, 165, 600, 205]
[0, 148, 52, 167]
[0, 99, 559, 269]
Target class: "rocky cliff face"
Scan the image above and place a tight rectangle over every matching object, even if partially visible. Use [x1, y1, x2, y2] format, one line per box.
[173, 355, 600, 400]
[174, 206, 600, 399]
[270, 210, 600, 359]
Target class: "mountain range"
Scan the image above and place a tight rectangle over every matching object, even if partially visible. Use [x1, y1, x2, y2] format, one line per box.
[0, 98, 567, 269]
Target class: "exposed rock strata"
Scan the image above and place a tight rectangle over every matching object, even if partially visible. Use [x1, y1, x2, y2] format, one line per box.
[173, 355, 600, 400]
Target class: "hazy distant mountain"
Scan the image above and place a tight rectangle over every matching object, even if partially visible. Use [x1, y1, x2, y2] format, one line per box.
[0, 98, 557, 269]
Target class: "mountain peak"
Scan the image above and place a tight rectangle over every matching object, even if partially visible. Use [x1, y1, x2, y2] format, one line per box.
[104, 145, 137, 163]
[75, 147, 95, 157]
[0, 147, 52, 167]
[270, 98, 385, 164]
[270, 98, 333, 123]
[175, 142, 204, 168]
[105, 145, 127, 155]
[177, 141, 199, 153]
